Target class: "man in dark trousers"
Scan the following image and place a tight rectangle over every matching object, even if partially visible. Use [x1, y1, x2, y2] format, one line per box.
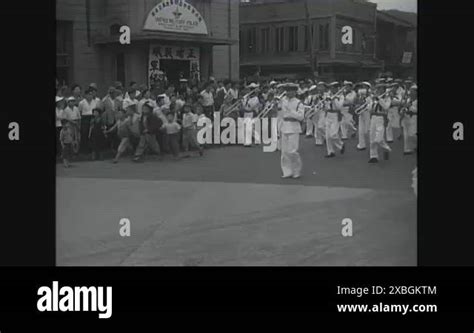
[133, 101, 163, 162]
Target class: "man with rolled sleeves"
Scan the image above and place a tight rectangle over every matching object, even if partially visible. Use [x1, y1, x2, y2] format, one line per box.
[280, 83, 305, 179]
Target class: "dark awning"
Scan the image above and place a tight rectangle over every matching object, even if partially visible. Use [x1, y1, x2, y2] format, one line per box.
[94, 32, 237, 46]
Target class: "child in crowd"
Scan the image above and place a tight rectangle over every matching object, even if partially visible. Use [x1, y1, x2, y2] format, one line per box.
[181, 103, 203, 157]
[88, 108, 107, 160]
[162, 112, 182, 159]
[59, 119, 77, 168]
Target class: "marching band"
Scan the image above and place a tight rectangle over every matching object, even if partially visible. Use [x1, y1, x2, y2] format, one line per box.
[219, 76, 418, 178]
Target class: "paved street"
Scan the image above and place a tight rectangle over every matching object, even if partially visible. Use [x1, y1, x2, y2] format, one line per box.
[57, 129, 417, 266]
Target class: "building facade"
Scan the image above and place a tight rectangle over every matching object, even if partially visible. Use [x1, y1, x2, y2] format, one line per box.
[239, 0, 415, 81]
[376, 10, 417, 79]
[57, 0, 239, 94]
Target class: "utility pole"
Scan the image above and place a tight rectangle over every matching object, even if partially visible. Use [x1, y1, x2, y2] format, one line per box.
[304, 0, 316, 78]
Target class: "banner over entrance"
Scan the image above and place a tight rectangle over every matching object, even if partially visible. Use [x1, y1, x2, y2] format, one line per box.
[143, 0, 208, 35]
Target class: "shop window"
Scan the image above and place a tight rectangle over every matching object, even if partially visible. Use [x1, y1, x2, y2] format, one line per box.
[288, 26, 298, 52]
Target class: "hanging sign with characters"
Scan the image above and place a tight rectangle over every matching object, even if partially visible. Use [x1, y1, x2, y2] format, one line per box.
[143, 0, 208, 35]
[148, 44, 201, 86]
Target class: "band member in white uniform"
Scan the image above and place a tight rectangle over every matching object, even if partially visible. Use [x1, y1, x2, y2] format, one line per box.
[400, 84, 417, 155]
[340, 81, 357, 140]
[325, 82, 345, 158]
[305, 86, 318, 138]
[280, 83, 305, 179]
[242, 83, 261, 147]
[315, 82, 328, 146]
[369, 84, 392, 163]
[385, 83, 401, 143]
[355, 82, 372, 151]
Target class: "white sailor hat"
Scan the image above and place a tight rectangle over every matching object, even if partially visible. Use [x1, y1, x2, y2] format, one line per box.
[55, 96, 64, 103]
[122, 98, 138, 109]
[360, 81, 372, 88]
[156, 93, 167, 99]
[329, 81, 340, 87]
[410, 84, 418, 90]
[317, 81, 327, 86]
[247, 82, 260, 89]
[309, 85, 318, 91]
[179, 78, 188, 83]
[66, 96, 76, 102]
[269, 80, 278, 86]
[343, 80, 353, 86]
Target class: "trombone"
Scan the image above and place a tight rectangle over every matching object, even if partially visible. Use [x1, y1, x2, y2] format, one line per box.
[256, 91, 286, 118]
[354, 88, 393, 115]
[222, 87, 259, 117]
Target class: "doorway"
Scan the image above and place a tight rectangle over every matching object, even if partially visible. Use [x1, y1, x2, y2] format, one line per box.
[160, 59, 190, 86]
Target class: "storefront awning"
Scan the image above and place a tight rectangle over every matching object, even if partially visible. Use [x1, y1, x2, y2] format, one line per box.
[94, 32, 237, 46]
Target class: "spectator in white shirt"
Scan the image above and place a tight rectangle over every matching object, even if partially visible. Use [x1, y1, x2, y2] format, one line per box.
[78, 88, 97, 154]
[200, 83, 215, 118]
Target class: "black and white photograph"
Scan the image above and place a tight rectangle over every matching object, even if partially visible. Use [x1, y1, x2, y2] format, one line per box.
[56, 0, 417, 266]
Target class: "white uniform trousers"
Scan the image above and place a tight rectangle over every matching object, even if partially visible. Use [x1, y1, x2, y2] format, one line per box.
[306, 116, 316, 136]
[281, 133, 302, 177]
[386, 107, 400, 142]
[340, 109, 356, 139]
[357, 111, 370, 149]
[369, 115, 392, 160]
[401, 115, 417, 153]
[243, 112, 256, 146]
[325, 112, 344, 155]
[315, 111, 326, 145]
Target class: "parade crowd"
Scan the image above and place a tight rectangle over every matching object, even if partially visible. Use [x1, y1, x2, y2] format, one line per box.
[55, 75, 417, 180]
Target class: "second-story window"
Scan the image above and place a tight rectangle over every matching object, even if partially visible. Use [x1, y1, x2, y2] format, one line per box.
[275, 27, 284, 52]
[261, 28, 270, 53]
[247, 27, 257, 54]
[288, 26, 298, 52]
[319, 23, 329, 50]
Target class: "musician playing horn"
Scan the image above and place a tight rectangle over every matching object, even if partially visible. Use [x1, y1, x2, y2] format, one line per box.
[305, 85, 318, 138]
[368, 83, 392, 163]
[280, 83, 305, 179]
[315, 81, 329, 146]
[325, 81, 345, 158]
[355, 81, 372, 151]
[340, 81, 358, 140]
[400, 84, 417, 155]
[242, 82, 261, 147]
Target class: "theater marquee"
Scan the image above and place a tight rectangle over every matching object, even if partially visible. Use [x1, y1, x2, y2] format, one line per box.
[143, 0, 208, 35]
